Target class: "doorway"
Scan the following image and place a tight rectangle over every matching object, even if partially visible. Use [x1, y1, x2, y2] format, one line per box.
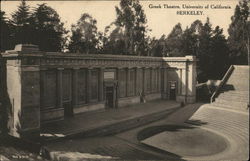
[105, 86, 114, 108]
[169, 81, 177, 100]
[62, 70, 73, 117]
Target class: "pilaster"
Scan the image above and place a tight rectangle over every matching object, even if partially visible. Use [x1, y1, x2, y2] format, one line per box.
[86, 68, 92, 103]
[99, 67, 104, 101]
[126, 68, 129, 97]
[57, 68, 64, 108]
[72, 68, 79, 107]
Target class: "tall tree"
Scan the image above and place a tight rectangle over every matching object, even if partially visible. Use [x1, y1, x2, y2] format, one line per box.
[68, 13, 100, 54]
[11, 0, 32, 44]
[149, 36, 166, 57]
[197, 18, 213, 81]
[181, 20, 203, 56]
[101, 23, 127, 54]
[0, 11, 15, 51]
[228, 0, 250, 65]
[210, 26, 230, 79]
[114, 0, 148, 55]
[31, 3, 67, 51]
[165, 23, 185, 57]
[11, 0, 30, 26]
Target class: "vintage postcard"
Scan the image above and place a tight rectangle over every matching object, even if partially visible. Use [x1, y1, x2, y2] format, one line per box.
[0, 0, 249, 161]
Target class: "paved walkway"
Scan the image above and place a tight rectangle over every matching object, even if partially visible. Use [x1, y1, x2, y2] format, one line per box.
[41, 100, 180, 140]
[44, 103, 203, 160]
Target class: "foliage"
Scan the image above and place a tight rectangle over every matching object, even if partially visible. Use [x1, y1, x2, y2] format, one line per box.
[162, 18, 230, 82]
[165, 23, 185, 57]
[31, 3, 68, 51]
[112, 0, 148, 55]
[0, 0, 247, 81]
[100, 23, 127, 54]
[149, 36, 166, 57]
[228, 0, 250, 65]
[0, 11, 15, 51]
[4, 1, 67, 52]
[11, 0, 30, 26]
[10, 0, 33, 44]
[68, 13, 100, 54]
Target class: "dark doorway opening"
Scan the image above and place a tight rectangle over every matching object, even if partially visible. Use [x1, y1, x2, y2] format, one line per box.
[169, 81, 177, 100]
[62, 69, 73, 118]
[64, 101, 73, 117]
[106, 86, 114, 108]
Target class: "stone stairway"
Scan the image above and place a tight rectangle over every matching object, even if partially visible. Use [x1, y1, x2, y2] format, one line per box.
[212, 65, 249, 112]
[186, 104, 249, 161]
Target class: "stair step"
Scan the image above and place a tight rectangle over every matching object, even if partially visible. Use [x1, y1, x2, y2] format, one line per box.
[220, 91, 249, 96]
[223, 85, 249, 90]
[212, 102, 249, 111]
[221, 90, 249, 94]
[218, 95, 249, 101]
[215, 98, 249, 106]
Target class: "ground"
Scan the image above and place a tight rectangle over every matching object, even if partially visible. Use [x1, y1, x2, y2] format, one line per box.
[0, 102, 248, 161]
[0, 145, 46, 161]
[45, 103, 202, 160]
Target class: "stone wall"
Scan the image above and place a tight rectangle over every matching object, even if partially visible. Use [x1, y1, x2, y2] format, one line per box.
[1, 44, 197, 138]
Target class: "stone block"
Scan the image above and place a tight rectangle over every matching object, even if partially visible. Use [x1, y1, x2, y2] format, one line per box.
[145, 93, 161, 101]
[118, 96, 140, 107]
[74, 102, 105, 114]
[41, 108, 64, 122]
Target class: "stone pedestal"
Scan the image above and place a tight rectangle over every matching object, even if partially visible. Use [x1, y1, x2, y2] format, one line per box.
[3, 44, 42, 139]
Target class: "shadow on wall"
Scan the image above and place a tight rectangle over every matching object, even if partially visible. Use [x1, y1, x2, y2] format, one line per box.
[0, 57, 42, 154]
[0, 57, 23, 138]
[164, 65, 194, 104]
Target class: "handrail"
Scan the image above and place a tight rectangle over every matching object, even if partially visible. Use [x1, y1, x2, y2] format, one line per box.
[210, 65, 235, 103]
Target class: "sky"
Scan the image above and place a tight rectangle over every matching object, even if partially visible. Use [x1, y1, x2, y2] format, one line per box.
[1, 0, 239, 38]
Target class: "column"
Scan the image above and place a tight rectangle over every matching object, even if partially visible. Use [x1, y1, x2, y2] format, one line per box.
[57, 68, 63, 108]
[116, 68, 121, 108]
[72, 68, 79, 107]
[40, 68, 47, 107]
[99, 67, 104, 101]
[177, 69, 182, 95]
[135, 67, 137, 95]
[116, 68, 120, 98]
[149, 68, 152, 93]
[158, 67, 161, 92]
[143, 68, 147, 93]
[126, 68, 129, 97]
[164, 68, 168, 99]
[185, 56, 196, 103]
[161, 67, 165, 98]
[182, 67, 187, 103]
[86, 68, 92, 103]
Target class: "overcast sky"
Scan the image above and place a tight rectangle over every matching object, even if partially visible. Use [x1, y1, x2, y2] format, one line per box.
[1, 0, 238, 38]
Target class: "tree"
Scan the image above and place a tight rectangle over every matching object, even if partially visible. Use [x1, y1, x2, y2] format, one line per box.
[101, 23, 127, 54]
[10, 0, 32, 44]
[114, 0, 148, 55]
[68, 13, 100, 54]
[180, 18, 229, 82]
[149, 36, 166, 57]
[228, 0, 250, 65]
[181, 20, 203, 56]
[197, 18, 213, 81]
[165, 23, 185, 57]
[0, 11, 15, 51]
[31, 3, 68, 51]
[210, 26, 230, 79]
